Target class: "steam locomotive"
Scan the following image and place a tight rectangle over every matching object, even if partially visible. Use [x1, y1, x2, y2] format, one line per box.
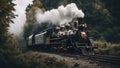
[26, 22, 94, 55]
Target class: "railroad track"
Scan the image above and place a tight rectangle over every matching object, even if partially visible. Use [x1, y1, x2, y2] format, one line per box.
[88, 55, 120, 64]
[59, 53, 120, 65]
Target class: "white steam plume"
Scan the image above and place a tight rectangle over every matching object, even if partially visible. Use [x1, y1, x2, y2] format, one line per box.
[36, 3, 85, 25]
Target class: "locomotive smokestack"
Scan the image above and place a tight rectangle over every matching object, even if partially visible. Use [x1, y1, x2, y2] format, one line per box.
[36, 3, 85, 25]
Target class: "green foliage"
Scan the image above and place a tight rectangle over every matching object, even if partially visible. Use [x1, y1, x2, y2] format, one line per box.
[0, 0, 19, 53]
[100, 0, 120, 43]
[0, 0, 16, 45]
[0, 0, 22, 67]
[93, 40, 120, 56]
[41, 0, 61, 9]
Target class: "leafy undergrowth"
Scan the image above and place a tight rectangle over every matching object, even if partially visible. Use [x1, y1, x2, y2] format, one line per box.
[92, 40, 120, 56]
[16, 51, 68, 68]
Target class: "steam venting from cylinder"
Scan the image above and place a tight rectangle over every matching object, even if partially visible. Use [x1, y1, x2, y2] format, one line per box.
[36, 3, 85, 26]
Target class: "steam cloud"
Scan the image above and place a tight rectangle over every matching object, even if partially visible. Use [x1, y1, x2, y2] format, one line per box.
[36, 3, 85, 25]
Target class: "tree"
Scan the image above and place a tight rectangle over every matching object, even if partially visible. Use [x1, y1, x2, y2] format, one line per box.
[0, 0, 21, 67]
[41, 0, 61, 9]
[24, 0, 48, 39]
[0, 0, 15, 46]
[100, 0, 120, 43]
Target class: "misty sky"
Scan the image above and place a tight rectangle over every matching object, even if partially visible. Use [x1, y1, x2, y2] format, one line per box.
[9, 0, 33, 36]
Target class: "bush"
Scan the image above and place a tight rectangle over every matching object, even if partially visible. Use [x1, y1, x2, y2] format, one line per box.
[92, 40, 120, 56]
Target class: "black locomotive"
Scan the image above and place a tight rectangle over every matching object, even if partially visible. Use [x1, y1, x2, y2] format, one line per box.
[26, 21, 94, 55]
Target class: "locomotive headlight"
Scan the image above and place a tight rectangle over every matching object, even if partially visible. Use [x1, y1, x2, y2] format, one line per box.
[81, 32, 87, 39]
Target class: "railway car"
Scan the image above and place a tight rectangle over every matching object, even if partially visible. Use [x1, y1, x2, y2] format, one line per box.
[26, 23, 94, 55]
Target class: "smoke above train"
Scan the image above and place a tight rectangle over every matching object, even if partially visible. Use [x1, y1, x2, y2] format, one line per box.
[36, 3, 85, 26]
